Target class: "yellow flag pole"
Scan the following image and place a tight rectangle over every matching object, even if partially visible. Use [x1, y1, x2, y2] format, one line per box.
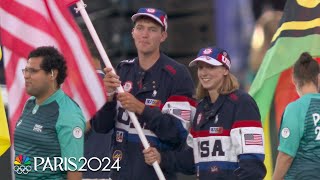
[263, 112, 273, 179]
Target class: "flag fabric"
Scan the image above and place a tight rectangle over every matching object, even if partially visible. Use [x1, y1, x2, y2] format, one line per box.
[63, 0, 80, 7]
[0, 87, 10, 156]
[249, 0, 320, 178]
[262, 113, 273, 180]
[0, 0, 106, 135]
[0, 47, 10, 156]
[249, 0, 320, 125]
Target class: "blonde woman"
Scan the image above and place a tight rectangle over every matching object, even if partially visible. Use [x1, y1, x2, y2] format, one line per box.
[144, 47, 266, 179]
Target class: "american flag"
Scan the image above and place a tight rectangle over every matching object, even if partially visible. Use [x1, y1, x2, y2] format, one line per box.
[173, 109, 191, 121]
[244, 134, 263, 146]
[0, 0, 106, 135]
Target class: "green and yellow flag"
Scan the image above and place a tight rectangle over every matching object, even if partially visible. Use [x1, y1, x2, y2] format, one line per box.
[249, 0, 320, 179]
[0, 46, 10, 156]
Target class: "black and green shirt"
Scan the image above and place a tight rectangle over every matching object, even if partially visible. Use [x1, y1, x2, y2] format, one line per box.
[14, 89, 85, 180]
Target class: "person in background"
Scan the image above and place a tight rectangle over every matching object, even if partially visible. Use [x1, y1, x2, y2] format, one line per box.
[273, 52, 320, 180]
[246, 9, 283, 90]
[83, 47, 113, 180]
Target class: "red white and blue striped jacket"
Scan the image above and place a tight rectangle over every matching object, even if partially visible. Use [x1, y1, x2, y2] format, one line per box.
[161, 90, 267, 180]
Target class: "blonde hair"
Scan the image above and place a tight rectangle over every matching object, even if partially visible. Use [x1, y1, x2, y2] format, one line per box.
[196, 73, 240, 100]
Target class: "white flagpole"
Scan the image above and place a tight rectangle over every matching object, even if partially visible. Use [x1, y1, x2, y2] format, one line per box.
[74, 1, 166, 180]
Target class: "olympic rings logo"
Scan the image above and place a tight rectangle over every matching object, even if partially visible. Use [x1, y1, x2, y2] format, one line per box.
[14, 165, 32, 174]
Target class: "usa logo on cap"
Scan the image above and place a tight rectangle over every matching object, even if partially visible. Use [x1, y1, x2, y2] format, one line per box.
[218, 52, 231, 69]
[160, 15, 168, 30]
[203, 48, 212, 55]
[147, 8, 156, 13]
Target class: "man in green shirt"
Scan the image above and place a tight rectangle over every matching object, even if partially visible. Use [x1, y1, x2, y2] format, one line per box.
[273, 52, 320, 180]
[14, 46, 85, 180]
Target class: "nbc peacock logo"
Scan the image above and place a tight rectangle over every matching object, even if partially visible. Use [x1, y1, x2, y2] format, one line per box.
[14, 154, 32, 174]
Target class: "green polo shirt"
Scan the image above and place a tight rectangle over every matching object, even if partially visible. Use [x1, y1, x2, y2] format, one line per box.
[14, 89, 85, 179]
[278, 93, 320, 179]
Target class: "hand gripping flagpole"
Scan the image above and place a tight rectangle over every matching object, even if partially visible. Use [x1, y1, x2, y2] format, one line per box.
[74, 1, 166, 180]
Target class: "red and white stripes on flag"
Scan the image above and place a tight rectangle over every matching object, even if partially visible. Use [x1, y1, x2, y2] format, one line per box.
[244, 134, 263, 146]
[63, 0, 80, 7]
[172, 109, 192, 121]
[0, 0, 106, 134]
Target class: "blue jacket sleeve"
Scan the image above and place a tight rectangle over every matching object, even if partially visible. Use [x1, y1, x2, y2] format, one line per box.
[90, 100, 117, 133]
[234, 155, 267, 180]
[232, 92, 266, 179]
[141, 66, 195, 146]
[160, 146, 195, 175]
[141, 107, 187, 146]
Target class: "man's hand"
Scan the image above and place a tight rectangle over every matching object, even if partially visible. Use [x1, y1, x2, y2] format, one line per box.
[143, 147, 161, 165]
[117, 92, 145, 115]
[103, 67, 121, 102]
